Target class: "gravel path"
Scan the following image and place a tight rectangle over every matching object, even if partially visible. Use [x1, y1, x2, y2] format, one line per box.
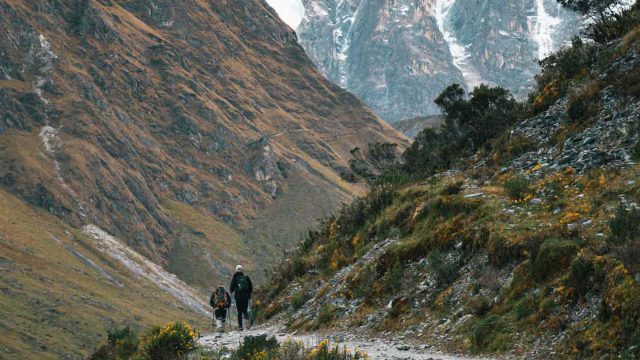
[198, 325, 490, 360]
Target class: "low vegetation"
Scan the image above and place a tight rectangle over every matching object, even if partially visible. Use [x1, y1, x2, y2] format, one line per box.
[208, 336, 369, 360]
[90, 322, 197, 360]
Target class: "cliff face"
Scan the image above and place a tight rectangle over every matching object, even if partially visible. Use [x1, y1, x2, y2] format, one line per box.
[298, 0, 464, 122]
[297, 0, 581, 124]
[0, 1, 406, 355]
[447, 0, 581, 96]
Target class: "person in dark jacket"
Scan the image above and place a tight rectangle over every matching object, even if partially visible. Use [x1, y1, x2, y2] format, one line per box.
[230, 264, 253, 330]
[210, 285, 231, 333]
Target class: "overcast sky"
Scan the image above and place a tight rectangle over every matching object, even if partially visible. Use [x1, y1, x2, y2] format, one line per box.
[265, 0, 305, 29]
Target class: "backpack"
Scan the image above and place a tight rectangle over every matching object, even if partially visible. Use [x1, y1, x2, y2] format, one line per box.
[213, 287, 228, 308]
[236, 275, 250, 295]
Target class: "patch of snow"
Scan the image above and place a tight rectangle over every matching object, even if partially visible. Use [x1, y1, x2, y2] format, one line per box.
[82, 225, 209, 316]
[530, 0, 561, 60]
[435, 0, 484, 89]
[333, 0, 360, 87]
[266, 0, 305, 29]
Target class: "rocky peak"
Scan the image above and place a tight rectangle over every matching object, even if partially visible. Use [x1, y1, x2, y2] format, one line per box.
[297, 0, 582, 125]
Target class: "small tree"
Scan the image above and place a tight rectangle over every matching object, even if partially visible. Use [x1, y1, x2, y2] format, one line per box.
[557, 0, 625, 22]
[557, 0, 630, 41]
[403, 84, 522, 178]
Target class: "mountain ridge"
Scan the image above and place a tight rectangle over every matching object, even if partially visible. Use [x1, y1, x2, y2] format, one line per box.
[296, 0, 582, 125]
[0, 0, 406, 357]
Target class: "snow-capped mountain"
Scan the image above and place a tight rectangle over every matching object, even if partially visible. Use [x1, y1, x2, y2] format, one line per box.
[296, 0, 582, 124]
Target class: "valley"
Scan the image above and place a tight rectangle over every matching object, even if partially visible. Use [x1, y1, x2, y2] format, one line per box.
[1, 0, 639, 359]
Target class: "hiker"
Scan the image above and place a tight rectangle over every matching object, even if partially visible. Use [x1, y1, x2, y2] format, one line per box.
[209, 285, 231, 333]
[230, 264, 253, 331]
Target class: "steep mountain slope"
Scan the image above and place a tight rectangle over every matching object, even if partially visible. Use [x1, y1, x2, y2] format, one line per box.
[0, 0, 406, 272]
[262, 17, 640, 359]
[0, 188, 207, 359]
[297, 0, 581, 124]
[0, 0, 406, 357]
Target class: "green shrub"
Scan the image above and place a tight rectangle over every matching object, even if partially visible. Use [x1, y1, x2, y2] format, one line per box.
[567, 83, 601, 123]
[531, 238, 579, 281]
[567, 256, 596, 297]
[540, 298, 558, 317]
[426, 195, 479, 219]
[558, 0, 640, 43]
[529, 36, 597, 114]
[89, 326, 139, 360]
[464, 296, 491, 316]
[384, 258, 404, 292]
[515, 294, 536, 320]
[609, 204, 640, 244]
[441, 181, 463, 195]
[617, 240, 640, 274]
[487, 233, 525, 266]
[471, 315, 510, 353]
[235, 335, 280, 359]
[428, 251, 459, 287]
[353, 265, 377, 302]
[291, 289, 310, 310]
[313, 305, 337, 329]
[622, 330, 640, 360]
[503, 176, 531, 201]
[487, 135, 536, 166]
[138, 322, 197, 360]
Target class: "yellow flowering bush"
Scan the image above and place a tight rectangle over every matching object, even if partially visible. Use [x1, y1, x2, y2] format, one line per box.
[305, 339, 369, 360]
[137, 322, 197, 360]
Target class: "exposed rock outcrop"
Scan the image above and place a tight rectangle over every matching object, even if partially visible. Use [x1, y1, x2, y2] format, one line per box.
[297, 0, 582, 124]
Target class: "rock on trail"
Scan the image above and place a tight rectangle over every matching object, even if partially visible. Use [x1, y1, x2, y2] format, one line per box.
[198, 325, 487, 360]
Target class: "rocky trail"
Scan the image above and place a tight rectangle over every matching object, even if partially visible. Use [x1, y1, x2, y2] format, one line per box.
[198, 325, 489, 360]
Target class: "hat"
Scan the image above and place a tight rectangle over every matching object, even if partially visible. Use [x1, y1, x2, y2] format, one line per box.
[235, 264, 243, 272]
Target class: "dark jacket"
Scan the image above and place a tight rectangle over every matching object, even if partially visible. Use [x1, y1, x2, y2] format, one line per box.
[209, 287, 231, 309]
[230, 271, 253, 299]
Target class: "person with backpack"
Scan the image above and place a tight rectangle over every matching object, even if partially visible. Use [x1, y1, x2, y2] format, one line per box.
[209, 285, 231, 333]
[229, 264, 253, 331]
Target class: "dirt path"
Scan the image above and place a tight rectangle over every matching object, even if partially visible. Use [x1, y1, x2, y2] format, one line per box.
[198, 325, 489, 360]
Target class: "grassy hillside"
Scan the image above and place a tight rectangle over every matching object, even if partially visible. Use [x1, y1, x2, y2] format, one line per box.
[260, 8, 640, 358]
[0, 189, 208, 359]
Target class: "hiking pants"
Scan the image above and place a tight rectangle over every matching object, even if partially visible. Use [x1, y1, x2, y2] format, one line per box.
[214, 307, 227, 332]
[235, 297, 249, 329]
